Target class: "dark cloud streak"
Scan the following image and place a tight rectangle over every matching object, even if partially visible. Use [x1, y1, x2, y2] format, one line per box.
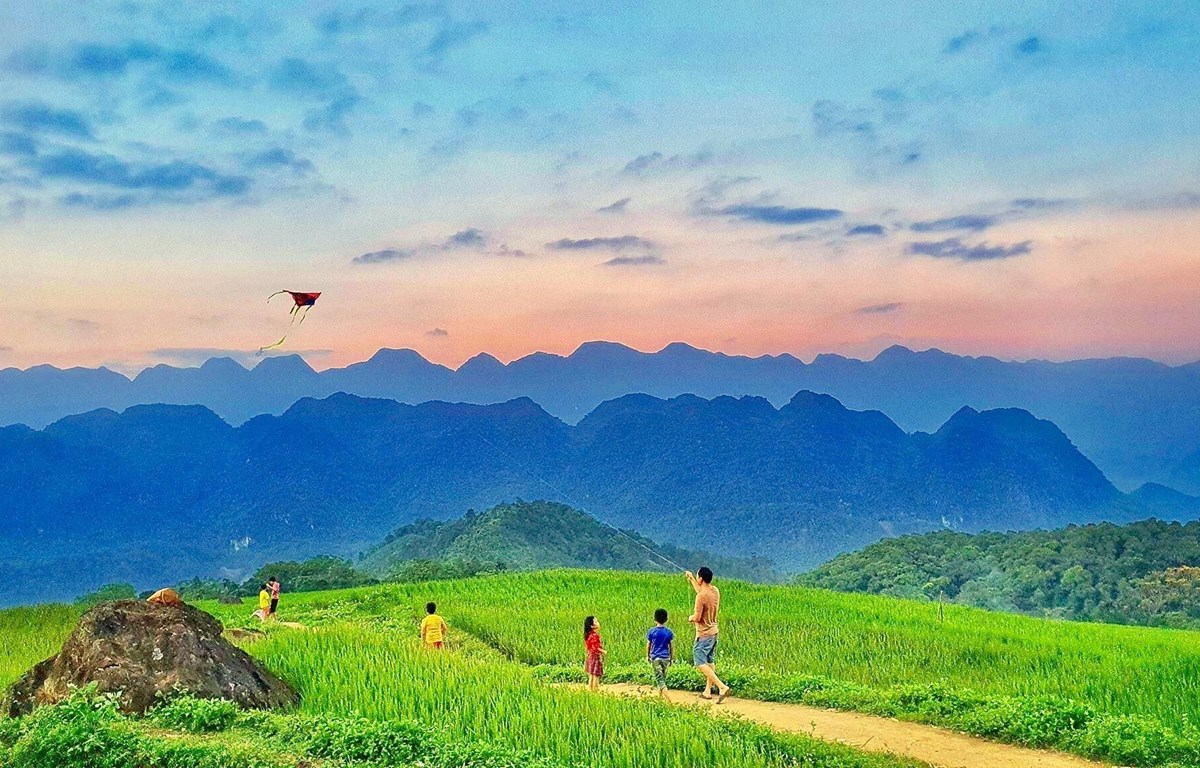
[907, 238, 1032, 261]
[717, 204, 843, 225]
[910, 214, 996, 232]
[546, 235, 652, 251]
[597, 197, 630, 214]
[601, 254, 664, 267]
[857, 302, 903, 314]
[1, 102, 93, 139]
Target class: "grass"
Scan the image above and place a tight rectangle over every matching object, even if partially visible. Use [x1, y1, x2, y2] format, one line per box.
[0, 590, 923, 768]
[200, 570, 1200, 730]
[3, 570, 1200, 766]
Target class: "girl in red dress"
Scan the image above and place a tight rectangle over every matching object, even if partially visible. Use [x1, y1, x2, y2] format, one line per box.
[583, 615, 606, 691]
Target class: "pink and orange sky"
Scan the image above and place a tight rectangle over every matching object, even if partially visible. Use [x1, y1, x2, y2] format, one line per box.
[2, 2, 1199, 372]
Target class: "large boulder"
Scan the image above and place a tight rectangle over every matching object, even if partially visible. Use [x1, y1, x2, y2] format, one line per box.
[5, 600, 299, 716]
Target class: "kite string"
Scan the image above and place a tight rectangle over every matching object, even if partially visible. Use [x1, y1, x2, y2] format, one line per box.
[473, 433, 689, 574]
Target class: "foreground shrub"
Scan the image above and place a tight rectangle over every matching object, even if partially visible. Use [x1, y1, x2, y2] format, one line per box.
[149, 695, 242, 733]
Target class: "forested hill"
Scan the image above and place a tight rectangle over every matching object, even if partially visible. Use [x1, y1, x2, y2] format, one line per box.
[359, 501, 778, 582]
[798, 519, 1200, 628]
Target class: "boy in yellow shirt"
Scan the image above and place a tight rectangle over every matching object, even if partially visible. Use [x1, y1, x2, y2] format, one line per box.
[253, 583, 270, 622]
[420, 602, 448, 649]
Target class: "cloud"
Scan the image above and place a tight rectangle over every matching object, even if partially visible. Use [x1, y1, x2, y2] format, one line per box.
[425, 327, 449, 337]
[446, 227, 485, 247]
[269, 58, 349, 99]
[846, 224, 885, 236]
[353, 228, 496, 264]
[857, 302, 904, 315]
[601, 254, 665, 267]
[810, 95, 924, 173]
[907, 238, 1032, 261]
[584, 71, 618, 94]
[315, 4, 448, 35]
[942, 26, 1006, 55]
[1, 102, 93, 139]
[489, 244, 529, 258]
[0, 345, 12, 353]
[546, 235, 653, 251]
[211, 117, 269, 136]
[302, 92, 362, 135]
[243, 147, 314, 174]
[7, 41, 234, 86]
[0, 132, 38, 156]
[67, 317, 100, 334]
[1014, 36, 1042, 56]
[35, 148, 250, 198]
[60, 192, 139, 210]
[597, 197, 630, 214]
[812, 99, 877, 139]
[715, 204, 843, 225]
[909, 214, 996, 233]
[354, 248, 413, 264]
[1012, 197, 1068, 210]
[621, 150, 713, 176]
[944, 30, 984, 54]
[0, 196, 34, 221]
[425, 20, 489, 60]
[156, 50, 235, 85]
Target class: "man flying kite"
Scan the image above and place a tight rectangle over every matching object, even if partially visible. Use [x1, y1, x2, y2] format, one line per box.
[258, 290, 321, 354]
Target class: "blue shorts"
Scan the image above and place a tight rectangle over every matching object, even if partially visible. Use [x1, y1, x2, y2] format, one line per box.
[693, 634, 718, 666]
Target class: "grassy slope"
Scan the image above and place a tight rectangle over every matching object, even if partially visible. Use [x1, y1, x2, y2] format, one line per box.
[202, 571, 1200, 729]
[5, 571, 1199, 766]
[0, 591, 919, 768]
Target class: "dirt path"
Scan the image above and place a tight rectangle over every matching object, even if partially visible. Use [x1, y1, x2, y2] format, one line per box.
[598, 683, 1109, 768]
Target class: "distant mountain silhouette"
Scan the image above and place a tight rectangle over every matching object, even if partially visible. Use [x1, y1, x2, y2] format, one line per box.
[4, 342, 1200, 490]
[0, 390, 1158, 605]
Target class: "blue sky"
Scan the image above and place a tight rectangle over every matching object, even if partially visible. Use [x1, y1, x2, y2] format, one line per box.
[1, 1, 1199, 370]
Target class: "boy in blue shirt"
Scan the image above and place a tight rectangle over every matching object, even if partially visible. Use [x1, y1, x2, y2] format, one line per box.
[646, 607, 675, 701]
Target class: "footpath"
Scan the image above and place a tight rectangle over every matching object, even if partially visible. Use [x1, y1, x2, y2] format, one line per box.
[599, 683, 1110, 768]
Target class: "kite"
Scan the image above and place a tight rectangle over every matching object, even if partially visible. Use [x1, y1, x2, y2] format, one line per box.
[258, 290, 321, 354]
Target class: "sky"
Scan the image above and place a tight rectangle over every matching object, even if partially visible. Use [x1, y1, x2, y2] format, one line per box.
[1, 1, 1199, 372]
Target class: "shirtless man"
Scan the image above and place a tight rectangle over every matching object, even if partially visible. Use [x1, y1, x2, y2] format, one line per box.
[686, 566, 730, 702]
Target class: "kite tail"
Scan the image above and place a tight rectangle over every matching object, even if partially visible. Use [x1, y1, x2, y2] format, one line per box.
[257, 304, 302, 355]
[266, 290, 290, 303]
[257, 334, 290, 355]
[297, 304, 312, 325]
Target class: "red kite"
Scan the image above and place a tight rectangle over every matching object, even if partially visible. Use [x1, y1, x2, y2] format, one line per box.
[258, 290, 321, 354]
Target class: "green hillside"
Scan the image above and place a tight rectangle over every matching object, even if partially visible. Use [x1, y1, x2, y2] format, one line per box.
[798, 518, 1200, 628]
[359, 501, 778, 582]
[4, 571, 1198, 767]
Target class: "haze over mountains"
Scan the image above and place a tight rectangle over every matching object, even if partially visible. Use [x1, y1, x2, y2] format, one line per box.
[5, 342, 1200, 491]
[2, 388, 1184, 605]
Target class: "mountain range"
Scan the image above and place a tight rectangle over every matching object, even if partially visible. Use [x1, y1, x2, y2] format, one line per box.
[5, 342, 1200, 491]
[2, 388, 1187, 605]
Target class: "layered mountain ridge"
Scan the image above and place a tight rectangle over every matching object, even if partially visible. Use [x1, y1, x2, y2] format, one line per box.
[6, 341, 1200, 490]
[2, 388, 1184, 605]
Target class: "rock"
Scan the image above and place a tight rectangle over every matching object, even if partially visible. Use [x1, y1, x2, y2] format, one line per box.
[5, 600, 299, 716]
